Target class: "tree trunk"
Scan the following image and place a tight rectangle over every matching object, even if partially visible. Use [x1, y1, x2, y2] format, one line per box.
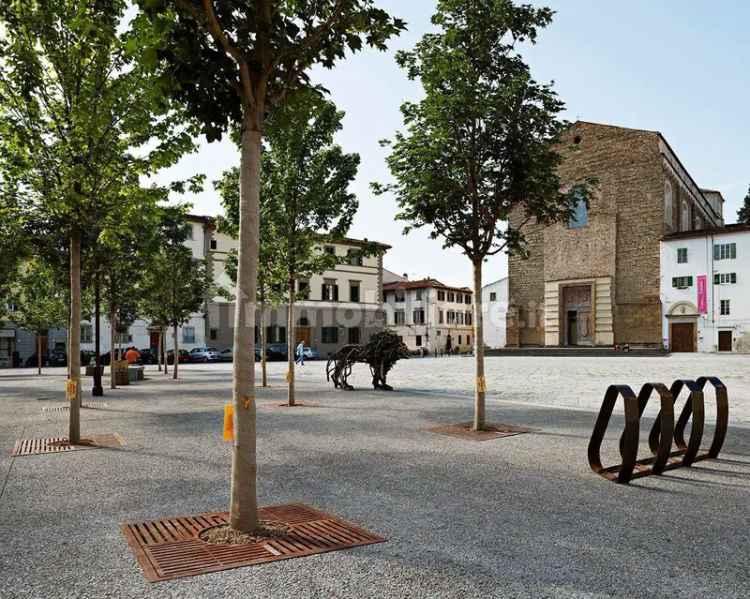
[259, 300, 267, 387]
[229, 119, 261, 533]
[110, 308, 117, 389]
[93, 272, 103, 396]
[287, 278, 296, 407]
[163, 328, 168, 376]
[157, 328, 162, 372]
[36, 334, 42, 376]
[172, 323, 179, 380]
[68, 227, 82, 444]
[472, 259, 486, 432]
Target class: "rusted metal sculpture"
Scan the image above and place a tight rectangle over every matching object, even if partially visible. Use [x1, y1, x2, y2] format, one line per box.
[588, 377, 728, 484]
[326, 330, 409, 391]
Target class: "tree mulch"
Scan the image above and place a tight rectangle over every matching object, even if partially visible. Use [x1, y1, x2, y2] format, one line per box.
[10, 433, 125, 457]
[121, 503, 386, 582]
[425, 422, 537, 442]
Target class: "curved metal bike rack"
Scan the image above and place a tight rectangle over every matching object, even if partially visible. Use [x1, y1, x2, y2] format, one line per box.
[589, 377, 728, 484]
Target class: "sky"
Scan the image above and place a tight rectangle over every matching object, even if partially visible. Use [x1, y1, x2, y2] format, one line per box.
[151, 1, 750, 288]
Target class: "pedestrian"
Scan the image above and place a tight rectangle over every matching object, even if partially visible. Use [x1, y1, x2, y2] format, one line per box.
[295, 341, 305, 366]
[125, 347, 141, 365]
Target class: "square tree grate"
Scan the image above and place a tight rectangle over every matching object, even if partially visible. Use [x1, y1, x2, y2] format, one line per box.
[121, 503, 385, 582]
[11, 433, 125, 457]
[426, 422, 537, 442]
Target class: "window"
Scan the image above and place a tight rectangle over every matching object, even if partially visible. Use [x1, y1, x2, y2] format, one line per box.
[466, 312, 472, 326]
[714, 273, 737, 285]
[458, 335, 462, 345]
[672, 276, 693, 289]
[720, 300, 731, 316]
[415, 335, 422, 347]
[349, 281, 360, 303]
[186, 225, 194, 240]
[322, 327, 339, 344]
[348, 327, 360, 344]
[457, 313, 464, 325]
[438, 310, 444, 324]
[413, 309, 425, 325]
[467, 336, 471, 346]
[447, 292, 455, 302]
[81, 324, 92, 344]
[714, 243, 737, 261]
[489, 292, 497, 302]
[416, 289, 423, 301]
[394, 310, 405, 325]
[324, 245, 335, 256]
[298, 280, 310, 300]
[265, 326, 286, 343]
[210, 328, 218, 341]
[664, 180, 673, 227]
[210, 239, 217, 250]
[116, 331, 133, 344]
[437, 290, 445, 301]
[347, 249, 363, 266]
[447, 311, 456, 324]
[182, 326, 195, 344]
[298, 316, 310, 326]
[321, 280, 339, 301]
[395, 290, 405, 302]
[680, 200, 691, 232]
[464, 294, 471, 305]
[568, 193, 588, 228]
[677, 248, 688, 264]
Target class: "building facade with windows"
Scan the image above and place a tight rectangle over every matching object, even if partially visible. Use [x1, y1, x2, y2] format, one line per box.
[660, 224, 750, 353]
[481, 277, 508, 349]
[507, 121, 725, 348]
[383, 278, 473, 354]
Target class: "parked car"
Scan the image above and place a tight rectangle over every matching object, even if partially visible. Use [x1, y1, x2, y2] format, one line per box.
[138, 349, 158, 365]
[49, 350, 67, 367]
[166, 349, 190, 365]
[24, 353, 49, 368]
[218, 348, 233, 362]
[189, 347, 220, 362]
[302, 346, 320, 360]
[265, 343, 288, 361]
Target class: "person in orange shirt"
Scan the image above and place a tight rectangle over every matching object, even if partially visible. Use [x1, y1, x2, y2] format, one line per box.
[125, 347, 141, 365]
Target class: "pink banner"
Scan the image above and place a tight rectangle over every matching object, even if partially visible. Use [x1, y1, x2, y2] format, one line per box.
[697, 275, 708, 314]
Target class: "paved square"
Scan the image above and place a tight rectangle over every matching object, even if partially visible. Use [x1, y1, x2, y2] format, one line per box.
[1, 354, 749, 598]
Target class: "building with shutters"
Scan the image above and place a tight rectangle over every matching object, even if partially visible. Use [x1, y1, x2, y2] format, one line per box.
[660, 224, 750, 353]
[507, 121, 725, 348]
[383, 278, 474, 354]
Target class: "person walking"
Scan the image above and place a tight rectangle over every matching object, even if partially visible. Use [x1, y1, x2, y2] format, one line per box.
[295, 341, 305, 366]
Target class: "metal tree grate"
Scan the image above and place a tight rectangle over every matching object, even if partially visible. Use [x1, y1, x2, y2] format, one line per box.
[426, 422, 537, 442]
[121, 503, 386, 582]
[11, 433, 125, 457]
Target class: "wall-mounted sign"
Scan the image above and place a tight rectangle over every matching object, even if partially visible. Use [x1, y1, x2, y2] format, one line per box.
[697, 275, 708, 314]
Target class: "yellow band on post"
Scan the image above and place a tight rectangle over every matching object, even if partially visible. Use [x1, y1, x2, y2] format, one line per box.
[285, 370, 292, 383]
[66, 380, 78, 401]
[477, 376, 487, 393]
[242, 396, 254, 410]
[223, 404, 234, 441]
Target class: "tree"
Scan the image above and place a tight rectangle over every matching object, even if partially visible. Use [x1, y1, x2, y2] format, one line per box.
[8, 260, 68, 375]
[738, 186, 750, 224]
[377, 0, 592, 431]
[263, 91, 360, 407]
[216, 167, 286, 389]
[140, 208, 211, 380]
[136, 0, 404, 533]
[0, 1, 196, 443]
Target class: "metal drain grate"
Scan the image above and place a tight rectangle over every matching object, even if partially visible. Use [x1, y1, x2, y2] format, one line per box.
[11, 433, 125, 457]
[426, 422, 537, 442]
[121, 503, 385, 582]
[41, 402, 109, 415]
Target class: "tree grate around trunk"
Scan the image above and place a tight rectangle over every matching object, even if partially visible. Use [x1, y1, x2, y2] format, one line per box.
[121, 503, 386, 582]
[425, 422, 537, 442]
[10, 433, 125, 456]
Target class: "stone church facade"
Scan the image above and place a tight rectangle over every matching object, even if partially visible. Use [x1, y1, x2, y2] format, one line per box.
[507, 121, 724, 348]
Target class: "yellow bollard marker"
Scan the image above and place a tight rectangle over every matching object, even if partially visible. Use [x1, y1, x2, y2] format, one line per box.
[223, 404, 234, 441]
[476, 376, 487, 393]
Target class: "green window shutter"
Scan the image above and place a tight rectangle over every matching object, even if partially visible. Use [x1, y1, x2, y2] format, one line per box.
[714, 245, 720, 260]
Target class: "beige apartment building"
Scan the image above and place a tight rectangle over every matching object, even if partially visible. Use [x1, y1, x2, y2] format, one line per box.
[383, 278, 473, 354]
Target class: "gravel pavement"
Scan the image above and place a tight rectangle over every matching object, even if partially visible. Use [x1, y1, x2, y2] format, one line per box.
[1, 355, 749, 598]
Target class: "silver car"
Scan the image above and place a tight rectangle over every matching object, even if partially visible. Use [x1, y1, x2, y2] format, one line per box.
[189, 347, 220, 362]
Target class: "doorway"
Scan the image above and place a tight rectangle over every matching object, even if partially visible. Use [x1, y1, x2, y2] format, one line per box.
[295, 327, 312, 346]
[567, 311, 578, 346]
[670, 322, 695, 352]
[562, 285, 593, 346]
[718, 330, 733, 352]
